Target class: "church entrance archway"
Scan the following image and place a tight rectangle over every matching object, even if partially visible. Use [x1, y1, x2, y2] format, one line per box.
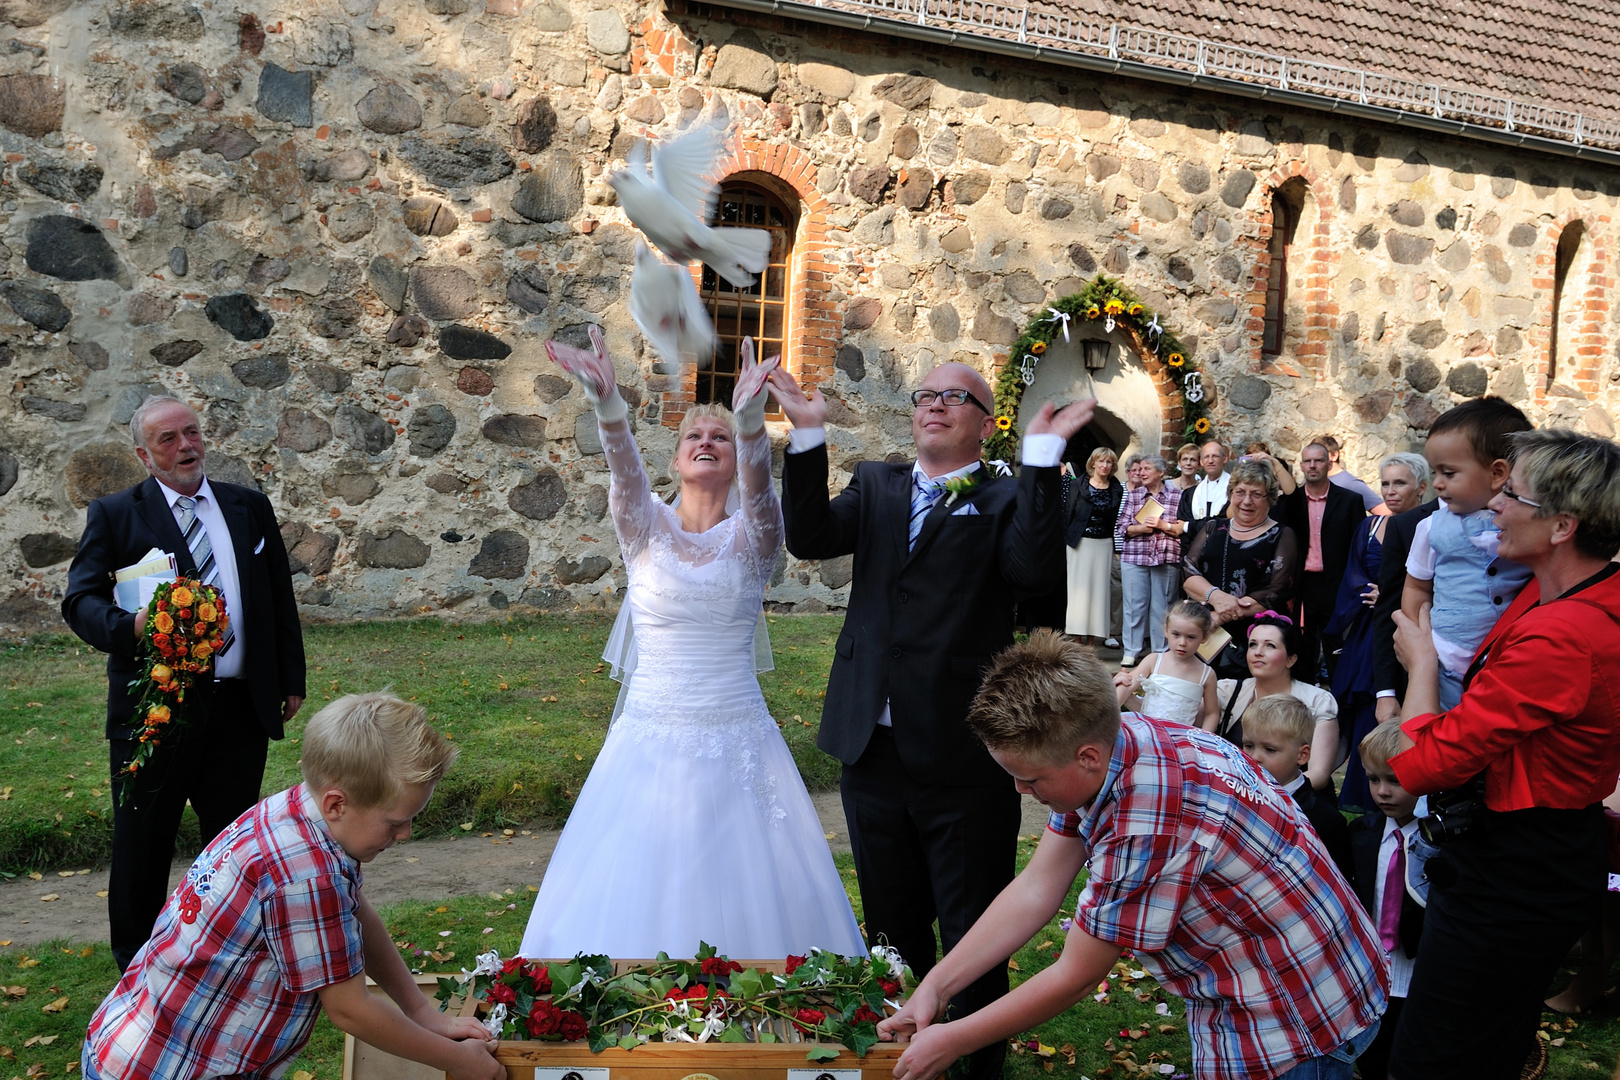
[1015, 327, 1165, 464]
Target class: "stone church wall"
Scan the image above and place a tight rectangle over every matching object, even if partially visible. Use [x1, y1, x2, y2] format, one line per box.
[1, 0, 1616, 631]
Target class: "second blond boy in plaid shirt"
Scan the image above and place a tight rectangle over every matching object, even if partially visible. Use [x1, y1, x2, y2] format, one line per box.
[879, 632, 1387, 1080]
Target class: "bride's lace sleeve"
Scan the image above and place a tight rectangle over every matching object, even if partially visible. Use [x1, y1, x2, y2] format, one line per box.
[735, 428, 784, 568]
[600, 417, 660, 558]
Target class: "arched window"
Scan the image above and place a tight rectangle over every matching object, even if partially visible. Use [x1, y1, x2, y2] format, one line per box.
[1261, 179, 1306, 358]
[695, 179, 796, 412]
[1548, 221, 1585, 388]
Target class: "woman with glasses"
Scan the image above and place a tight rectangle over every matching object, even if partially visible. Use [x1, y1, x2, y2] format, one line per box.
[1113, 455, 1183, 667]
[1180, 458, 1301, 681]
[1387, 430, 1620, 1080]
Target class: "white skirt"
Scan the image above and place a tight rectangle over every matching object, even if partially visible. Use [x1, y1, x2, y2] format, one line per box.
[1066, 537, 1115, 637]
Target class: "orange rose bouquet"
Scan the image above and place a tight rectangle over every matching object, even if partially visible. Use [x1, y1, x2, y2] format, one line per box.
[120, 577, 229, 799]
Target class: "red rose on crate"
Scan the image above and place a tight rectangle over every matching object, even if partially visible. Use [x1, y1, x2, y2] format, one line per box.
[529, 962, 553, 994]
[558, 1010, 588, 1041]
[879, 978, 902, 996]
[792, 1008, 827, 1034]
[486, 982, 517, 1007]
[527, 999, 563, 1037]
[501, 957, 529, 982]
[853, 1005, 882, 1025]
[700, 957, 743, 976]
[784, 954, 807, 975]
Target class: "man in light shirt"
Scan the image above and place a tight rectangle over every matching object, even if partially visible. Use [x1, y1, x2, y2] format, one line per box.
[63, 395, 306, 971]
[1176, 438, 1231, 544]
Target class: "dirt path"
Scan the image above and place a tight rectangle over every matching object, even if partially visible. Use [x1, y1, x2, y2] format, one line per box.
[2, 794, 1053, 947]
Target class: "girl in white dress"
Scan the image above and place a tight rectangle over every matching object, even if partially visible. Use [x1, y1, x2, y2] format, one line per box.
[519, 329, 864, 961]
[1113, 600, 1219, 728]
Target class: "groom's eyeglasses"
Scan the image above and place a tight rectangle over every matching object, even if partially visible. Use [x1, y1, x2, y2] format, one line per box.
[911, 388, 991, 414]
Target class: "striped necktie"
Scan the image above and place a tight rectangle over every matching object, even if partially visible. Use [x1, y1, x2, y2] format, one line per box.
[175, 495, 235, 657]
[909, 476, 947, 549]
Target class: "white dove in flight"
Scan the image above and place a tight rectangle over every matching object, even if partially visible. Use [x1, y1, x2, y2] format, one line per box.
[608, 124, 772, 289]
[629, 240, 716, 370]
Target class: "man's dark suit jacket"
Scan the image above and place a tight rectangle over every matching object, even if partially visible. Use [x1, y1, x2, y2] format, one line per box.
[781, 446, 1064, 787]
[1348, 814, 1426, 958]
[1373, 499, 1442, 699]
[62, 477, 306, 740]
[1280, 482, 1367, 598]
[1293, 781, 1354, 885]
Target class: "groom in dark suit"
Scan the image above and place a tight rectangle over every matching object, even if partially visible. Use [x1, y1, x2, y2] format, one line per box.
[770, 362, 1093, 1080]
[63, 395, 306, 970]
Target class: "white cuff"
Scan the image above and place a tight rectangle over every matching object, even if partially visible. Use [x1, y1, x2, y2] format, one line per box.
[1376, 689, 1397, 699]
[786, 427, 827, 453]
[1020, 433, 1066, 468]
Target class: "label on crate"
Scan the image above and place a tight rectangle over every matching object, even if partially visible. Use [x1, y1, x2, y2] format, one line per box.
[531, 1068, 611, 1080]
[788, 1069, 863, 1080]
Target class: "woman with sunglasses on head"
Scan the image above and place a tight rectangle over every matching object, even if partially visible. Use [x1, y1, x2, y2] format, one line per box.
[1210, 611, 1340, 794]
[1180, 458, 1301, 681]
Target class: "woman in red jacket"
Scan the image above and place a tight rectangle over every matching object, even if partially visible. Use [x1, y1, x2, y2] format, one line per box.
[1387, 428, 1620, 1080]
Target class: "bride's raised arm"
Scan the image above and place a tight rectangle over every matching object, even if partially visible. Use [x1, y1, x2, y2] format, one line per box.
[547, 327, 659, 554]
[731, 338, 783, 563]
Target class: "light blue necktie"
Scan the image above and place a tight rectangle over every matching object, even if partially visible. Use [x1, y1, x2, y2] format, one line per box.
[909, 476, 947, 550]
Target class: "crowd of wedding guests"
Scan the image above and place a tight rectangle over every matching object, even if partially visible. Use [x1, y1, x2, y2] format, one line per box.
[1023, 402, 1620, 1080]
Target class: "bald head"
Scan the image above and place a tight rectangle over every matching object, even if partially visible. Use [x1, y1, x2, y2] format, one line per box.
[933, 362, 993, 407]
[913, 361, 997, 474]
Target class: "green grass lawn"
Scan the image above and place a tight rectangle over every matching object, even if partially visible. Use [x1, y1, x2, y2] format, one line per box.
[0, 614, 844, 872]
[3, 614, 1618, 1078]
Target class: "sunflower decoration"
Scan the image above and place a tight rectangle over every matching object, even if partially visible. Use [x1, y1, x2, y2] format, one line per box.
[984, 274, 1210, 462]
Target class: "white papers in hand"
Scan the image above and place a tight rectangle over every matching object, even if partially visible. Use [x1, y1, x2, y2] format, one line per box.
[114, 549, 177, 612]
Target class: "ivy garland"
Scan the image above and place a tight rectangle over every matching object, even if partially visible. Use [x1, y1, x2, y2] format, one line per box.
[983, 275, 1211, 464]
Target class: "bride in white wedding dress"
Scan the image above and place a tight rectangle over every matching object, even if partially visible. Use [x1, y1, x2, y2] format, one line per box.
[519, 327, 865, 960]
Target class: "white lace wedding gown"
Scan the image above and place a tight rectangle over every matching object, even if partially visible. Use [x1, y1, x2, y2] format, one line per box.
[519, 415, 865, 960]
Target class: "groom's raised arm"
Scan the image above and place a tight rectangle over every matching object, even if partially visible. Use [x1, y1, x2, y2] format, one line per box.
[781, 434, 865, 561]
[994, 399, 1095, 596]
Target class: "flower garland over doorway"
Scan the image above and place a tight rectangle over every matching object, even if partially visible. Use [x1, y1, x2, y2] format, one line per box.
[984, 275, 1210, 464]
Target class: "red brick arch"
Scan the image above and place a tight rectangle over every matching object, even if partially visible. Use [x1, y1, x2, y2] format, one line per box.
[1526, 211, 1613, 402]
[1244, 162, 1339, 374]
[660, 138, 837, 429]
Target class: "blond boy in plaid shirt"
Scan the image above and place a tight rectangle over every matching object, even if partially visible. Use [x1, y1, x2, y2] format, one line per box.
[83, 693, 503, 1080]
[880, 633, 1387, 1080]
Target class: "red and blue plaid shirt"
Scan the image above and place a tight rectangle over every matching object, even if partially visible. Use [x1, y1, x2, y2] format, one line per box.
[1050, 715, 1387, 1080]
[1115, 485, 1183, 566]
[84, 785, 365, 1080]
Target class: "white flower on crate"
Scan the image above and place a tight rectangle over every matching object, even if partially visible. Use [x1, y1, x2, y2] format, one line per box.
[482, 1002, 508, 1039]
[468, 949, 503, 977]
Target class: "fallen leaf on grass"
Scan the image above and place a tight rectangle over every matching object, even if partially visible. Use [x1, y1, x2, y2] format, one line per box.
[55, 871, 75, 878]
[4, 985, 25, 997]
[39, 894, 60, 902]
[1007, 959, 1020, 971]
[27, 872, 42, 882]
[1157, 1025, 1176, 1035]
[405, 856, 419, 863]
[292, 1071, 315, 1080]
[22, 1035, 55, 1047]
[17, 957, 40, 968]
[42, 995, 69, 1012]
[95, 890, 109, 898]
[1550, 1037, 1566, 1047]
[459, 822, 474, 831]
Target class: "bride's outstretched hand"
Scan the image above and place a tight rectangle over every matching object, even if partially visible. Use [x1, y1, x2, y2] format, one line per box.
[732, 337, 779, 436]
[547, 325, 627, 423]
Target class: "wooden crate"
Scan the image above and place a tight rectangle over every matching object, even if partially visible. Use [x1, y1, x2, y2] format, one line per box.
[344, 963, 903, 1080]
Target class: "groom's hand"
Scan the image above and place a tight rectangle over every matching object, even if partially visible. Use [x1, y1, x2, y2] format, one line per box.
[765, 365, 827, 430]
[1025, 398, 1096, 442]
[890, 1020, 968, 1080]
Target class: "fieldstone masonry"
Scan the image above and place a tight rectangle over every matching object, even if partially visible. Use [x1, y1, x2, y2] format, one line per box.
[0, 0, 1616, 633]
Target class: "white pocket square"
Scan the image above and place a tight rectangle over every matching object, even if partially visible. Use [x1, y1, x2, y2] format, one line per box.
[253, 537, 266, 554]
[950, 503, 980, 516]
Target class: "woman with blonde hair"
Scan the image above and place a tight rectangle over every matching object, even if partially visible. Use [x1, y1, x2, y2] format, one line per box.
[520, 328, 863, 961]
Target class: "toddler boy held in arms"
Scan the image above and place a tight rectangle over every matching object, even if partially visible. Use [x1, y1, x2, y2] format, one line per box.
[1401, 397, 1534, 711]
[878, 632, 1387, 1080]
[81, 693, 504, 1080]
